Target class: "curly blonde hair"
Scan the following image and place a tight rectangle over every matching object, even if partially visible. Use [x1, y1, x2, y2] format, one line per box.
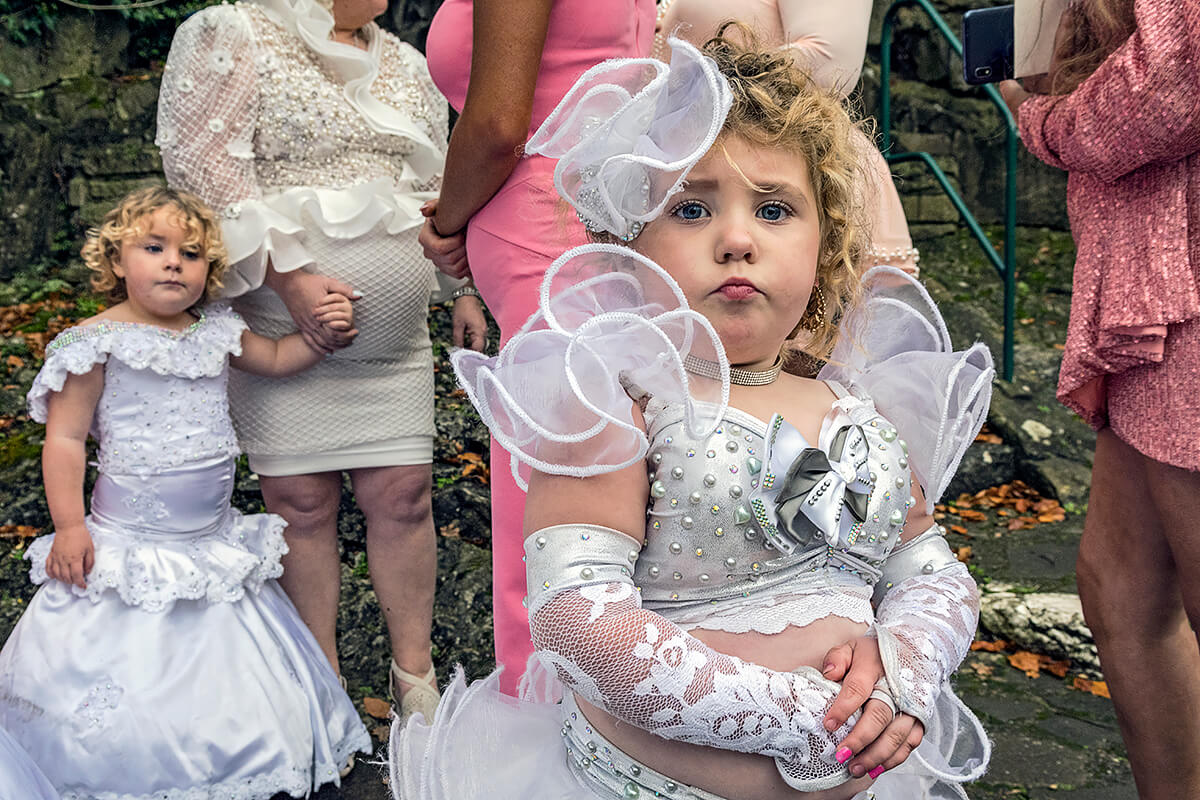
[81, 186, 229, 308]
[700, 23, 872, 371]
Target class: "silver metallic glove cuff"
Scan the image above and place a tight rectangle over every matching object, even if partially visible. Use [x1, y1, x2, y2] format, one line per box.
[524, 524, 643, 615]
[872, 524, 960, 606]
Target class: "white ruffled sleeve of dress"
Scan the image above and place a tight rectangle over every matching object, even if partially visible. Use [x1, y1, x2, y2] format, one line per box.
[157, 5, 306, 297]
[451, 244, 730, 489]
[821, 267, 994, 793]
[818, 266, 995, 513]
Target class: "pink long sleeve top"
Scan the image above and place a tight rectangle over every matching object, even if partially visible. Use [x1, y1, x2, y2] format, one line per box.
[1018, 0, 1200, 461]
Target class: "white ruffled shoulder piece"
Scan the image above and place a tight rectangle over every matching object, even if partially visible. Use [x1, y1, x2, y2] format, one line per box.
[25, 508, 287, 613]
[818, 267, 994, 512]
[26, 305, 247, 423]
[452, 244, 729, 489]
[525, 37, 732, 241]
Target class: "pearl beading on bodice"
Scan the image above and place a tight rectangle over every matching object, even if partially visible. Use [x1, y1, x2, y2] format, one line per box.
[635, 396, 914, 610]
[244, 6, 443, 195]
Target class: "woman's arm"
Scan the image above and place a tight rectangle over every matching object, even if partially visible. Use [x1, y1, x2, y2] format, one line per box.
[430, 0, 554, 237]
[42, 366, 104, 589]
[1017, 0, 1200, 181]
[158, 7, 357, 352]
[776, 0, 873, 96]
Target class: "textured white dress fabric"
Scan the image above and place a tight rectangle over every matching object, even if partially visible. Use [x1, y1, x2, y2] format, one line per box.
[156, 0, 452, 473]
[0, 307, 370, 800]
[390, 254, 992, 799]
[0, 726, 57, 800]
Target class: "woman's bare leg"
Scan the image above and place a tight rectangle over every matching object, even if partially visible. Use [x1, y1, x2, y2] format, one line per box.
[1077, 429, 1200, 799]
[349, 464, 437, 682]
[259, 470, 345, 672]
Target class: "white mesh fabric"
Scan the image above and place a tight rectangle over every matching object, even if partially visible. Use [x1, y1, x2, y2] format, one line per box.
[819, 267, 994, 512]
[873, 564, 979, 725]
[451, 245, 728, 489]
[525, 37, 732, 240]
[157, 6, 261, 213]
[529, 581, 859, 791]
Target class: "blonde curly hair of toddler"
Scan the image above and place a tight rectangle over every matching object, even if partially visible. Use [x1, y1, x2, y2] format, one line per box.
[702, 23, 873, 372]
[81, 186, 229, 307]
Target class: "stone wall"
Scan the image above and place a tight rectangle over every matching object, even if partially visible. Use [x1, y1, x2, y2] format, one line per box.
[0, 0, 1071, 282]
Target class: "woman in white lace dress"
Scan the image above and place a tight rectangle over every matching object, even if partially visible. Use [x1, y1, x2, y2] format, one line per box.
[156, 0, 486, 721]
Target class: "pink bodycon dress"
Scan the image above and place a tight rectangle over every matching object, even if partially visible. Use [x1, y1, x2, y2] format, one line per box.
[661, 0, 920, 271]
[426, 0, 655, 692]
[1018, 0, 1200, 470]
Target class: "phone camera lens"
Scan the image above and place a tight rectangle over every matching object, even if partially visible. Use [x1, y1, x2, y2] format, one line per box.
[975, 67, 993, 78]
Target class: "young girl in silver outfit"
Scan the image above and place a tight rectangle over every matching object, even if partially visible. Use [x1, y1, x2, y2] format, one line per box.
[393, 27, 992, 800]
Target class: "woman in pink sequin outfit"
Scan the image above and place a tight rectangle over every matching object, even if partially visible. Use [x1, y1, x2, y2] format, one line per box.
[1002, 2, 1200, 796]
[420, 0, 655, 694]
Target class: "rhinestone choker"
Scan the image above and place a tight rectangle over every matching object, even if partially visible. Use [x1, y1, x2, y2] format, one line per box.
[683, 354, 782, 386]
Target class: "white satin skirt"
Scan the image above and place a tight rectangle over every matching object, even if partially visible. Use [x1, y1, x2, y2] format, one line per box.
[0, 456, 371, 800]
[390, 667, 981, 800]
[0, 725, 57, 800]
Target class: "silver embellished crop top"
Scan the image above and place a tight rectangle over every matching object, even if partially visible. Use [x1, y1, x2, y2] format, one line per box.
[635, 382, 915, 619]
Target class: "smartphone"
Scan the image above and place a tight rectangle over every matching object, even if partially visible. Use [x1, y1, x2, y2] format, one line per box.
[962, 5, 1014, 85]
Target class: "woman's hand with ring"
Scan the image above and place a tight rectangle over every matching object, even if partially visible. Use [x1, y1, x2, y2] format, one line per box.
[821, 635, 924, 779]
[419, 200, 471, 279]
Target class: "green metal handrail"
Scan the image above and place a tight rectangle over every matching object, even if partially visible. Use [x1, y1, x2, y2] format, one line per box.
[879, 0, 1018, 380]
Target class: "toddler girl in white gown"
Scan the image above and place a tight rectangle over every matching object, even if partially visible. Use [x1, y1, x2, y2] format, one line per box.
[0, 187, 371, 799]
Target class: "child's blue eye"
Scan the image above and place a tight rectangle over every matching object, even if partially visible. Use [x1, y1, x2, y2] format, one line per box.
[671, 201, 709, 221]
[757, 202, 791, 222]
[182, 250, 202, 260]
[144, 244, 162, 253]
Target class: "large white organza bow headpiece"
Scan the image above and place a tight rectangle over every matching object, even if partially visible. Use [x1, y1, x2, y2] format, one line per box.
[526, 38, 733, 241]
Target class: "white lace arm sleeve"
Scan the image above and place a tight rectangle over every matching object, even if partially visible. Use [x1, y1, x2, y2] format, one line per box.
[526, 524, 857, 791]
[871, 526, 980, 724]
[157, 6, 260, 215]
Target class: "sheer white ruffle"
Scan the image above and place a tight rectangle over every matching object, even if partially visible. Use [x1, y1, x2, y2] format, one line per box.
[451, 244, 729, 489]
[526, 37, 732, 240]
[819, 267, 994, 513]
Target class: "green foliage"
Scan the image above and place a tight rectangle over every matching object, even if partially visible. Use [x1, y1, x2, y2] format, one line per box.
[0, 0, 59, 46]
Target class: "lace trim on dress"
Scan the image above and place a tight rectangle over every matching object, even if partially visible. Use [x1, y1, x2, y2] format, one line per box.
[668, 586, 875, 634]
[26, 509, 287, 613]
[27, 306, 247, 422]
[57, 725, 370, 800]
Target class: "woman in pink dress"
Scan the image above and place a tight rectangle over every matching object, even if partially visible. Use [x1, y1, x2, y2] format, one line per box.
[421, 0, 656, 693]
[1001, 2, 1200, 797]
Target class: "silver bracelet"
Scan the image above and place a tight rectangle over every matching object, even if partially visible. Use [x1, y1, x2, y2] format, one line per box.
[449, 285, 480, 301]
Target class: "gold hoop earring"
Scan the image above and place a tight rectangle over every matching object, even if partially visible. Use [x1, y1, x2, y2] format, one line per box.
[800, 285, 826, 332]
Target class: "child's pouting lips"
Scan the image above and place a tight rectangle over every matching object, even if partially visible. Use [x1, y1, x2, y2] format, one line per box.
[715, 277, 759, 299]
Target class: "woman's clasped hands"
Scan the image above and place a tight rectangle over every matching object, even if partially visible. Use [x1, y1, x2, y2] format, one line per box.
[821, 634, 924, 780]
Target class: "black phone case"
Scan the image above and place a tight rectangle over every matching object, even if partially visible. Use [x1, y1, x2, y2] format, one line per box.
[962, 5, 1014, 85]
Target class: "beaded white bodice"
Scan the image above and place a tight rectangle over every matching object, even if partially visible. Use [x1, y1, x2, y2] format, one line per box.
[156, 2, 447, 213]
[28, 307, 247, 476]
[243, 6, 445, 194]
[637, 391, 913, 613]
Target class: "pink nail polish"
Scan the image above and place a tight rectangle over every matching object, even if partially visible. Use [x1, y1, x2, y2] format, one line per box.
[836, 747, 853, 764]
[869, 766, 885, 779]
